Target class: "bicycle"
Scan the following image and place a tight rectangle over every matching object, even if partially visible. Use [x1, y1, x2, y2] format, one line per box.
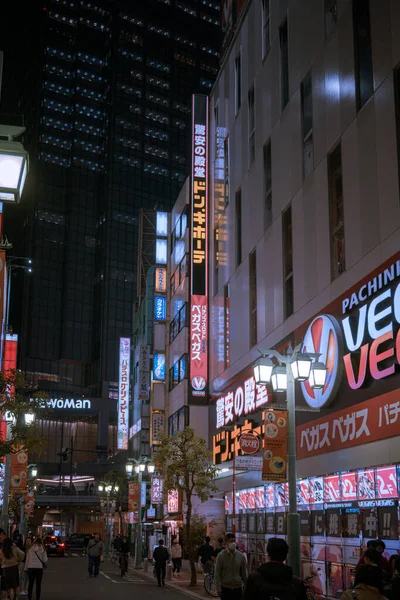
[204, 566, 219, 597]
[111, 549, 121, 564]
[120, 552, 129, 577]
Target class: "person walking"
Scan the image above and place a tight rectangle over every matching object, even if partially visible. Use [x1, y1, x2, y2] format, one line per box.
[0, 537, 25, 600]
[198, 536, 215, 573]
[87, 533, 105, 578]
[153, 539, 169, 587]
[19, 538, 32, 596]
[215, 538, 225, 557]
[386, 555, 400, 600]
[244, 537, 307, 600]
[171, 539, 182, 577]
[24, 538, 47, 600]
[215, 533, 247, 600]
[341, 564, 386, 600]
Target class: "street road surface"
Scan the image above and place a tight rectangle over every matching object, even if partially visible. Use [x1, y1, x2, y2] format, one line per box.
[41, 555, 191, 600]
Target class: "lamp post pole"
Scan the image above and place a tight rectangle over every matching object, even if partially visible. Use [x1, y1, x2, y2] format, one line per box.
[135, 469, 143, 569]
[0, 421, 11, 534]
[106, 491, 111, 558]
[286, 364, 300, 578]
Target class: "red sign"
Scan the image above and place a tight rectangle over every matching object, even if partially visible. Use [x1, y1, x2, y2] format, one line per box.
[189, 95, 209, 406]
[309, 477, 324, 503]
[151, 477, 163, 504]
[324, 475, 341, 503]
[275, 483, 289, 507]
[357, 469, 375, 500]
[297, 479, 311, 504]
[266, 483, 275, 508]
[128, 482, 139, 511]
[239, 432, 260, 455]
[254, 488, 265, 508]
[297, 388, 400, 460]
[10, 446, 28, 492]
[376, 466, 398, 499]
[341, 472, 357, 501]
[167, 489, 181, 514]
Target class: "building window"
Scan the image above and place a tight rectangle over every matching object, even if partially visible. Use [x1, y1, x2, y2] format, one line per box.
[279, 19, 289, 110]
[248, 84, 255, 166]
[224, 283, 230, 369]
[224, 136, 230, 206]
[263, 140, 272, 230]
[282, 205, 293, 318]
[169, 303, 187, 343]
[249, 249, 257, 347]
[353, 0, 373, 111]
[169, 354, 188, 391]
[235, 51, 242, 113]
[261, 0, 270, 59]
[325, 0, 337, 37]
[301, 72, 313, 179]
[235, 188, 242, 267]
[328, 143, 345, 279]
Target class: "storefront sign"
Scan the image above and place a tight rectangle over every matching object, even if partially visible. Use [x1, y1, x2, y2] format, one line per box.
[239, 432, 260, 454]
[213, 419, 264, 464]
[141, 481, 146, 508]
[235, 455, 263, 470]
[118, 337, 130, 450]
[301, 256, 400, 409]
[155, 267, 167, 293]
[139, 345, 150, 401]
[167, 489, 180, 514]
[46, 398, 91, 410]
[190, 94, 209, 405]
[151, 411, 164, 445]
[128, 482, 139, 511]
[151, 477, 163, 504]
[298, 387, 400, 459]
[154, 296, 166, 321]
[324, 475, 341, 503]
[215, 376, 269, 429]
[153, 353, 165, 381]
[376, 465, 397, 498]
[262, 410, 288, 482]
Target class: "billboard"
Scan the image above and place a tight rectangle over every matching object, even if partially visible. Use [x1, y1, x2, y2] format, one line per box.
[10, 446, 28, 492]
[190, 95, 209, 405]
[118, 337, 130, 450]
[262, 409, 288, 482]
[128, 482, 139, 511]
[155, 267, 167, 293]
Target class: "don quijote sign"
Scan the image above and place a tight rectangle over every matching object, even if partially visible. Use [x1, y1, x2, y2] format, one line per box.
[239, 432, 260, 455]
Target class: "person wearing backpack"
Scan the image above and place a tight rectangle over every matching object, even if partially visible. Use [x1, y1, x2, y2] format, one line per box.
[24, 538, 48, 600]
[153, 539, 169, 587]
[244, 537, 307, 600]
[341, 564, 386, 600]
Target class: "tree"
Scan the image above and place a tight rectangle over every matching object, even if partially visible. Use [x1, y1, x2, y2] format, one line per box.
[0, 370, 48, 458]
[155, 427, 218, 586]
[101, 470, 127, 533]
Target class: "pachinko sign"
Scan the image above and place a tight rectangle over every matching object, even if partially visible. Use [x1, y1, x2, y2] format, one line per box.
[301, 255, 400, 409]
[190, 95, 209, 405]
[118, 337, 130, 450]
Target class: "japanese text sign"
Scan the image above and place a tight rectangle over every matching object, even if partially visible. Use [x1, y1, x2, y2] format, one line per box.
[10, 446, 28, 492]
[118, 337, 130, 450]
[216, 376, 269, 428]
[154, 296, 166, 321]
[190, 95, 209, 405]
[167, 489, 180, 514]
[341, 472, 357, 502]
[262, 410, 288, 482]
[324, 475, 341, 503]
[376, 466, 398, 499]
[153, 353, 165, 381]
[128, 482, 139, 511]
[155, 267, 167, 293]
[151, 477, 163, 504]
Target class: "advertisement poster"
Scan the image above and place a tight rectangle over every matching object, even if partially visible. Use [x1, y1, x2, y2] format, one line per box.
[10, 446, 28, 492]
[324, 475, 341, 503]
[128, 482, 139, 511]
[24, 489, 35, 518]
[262, 409, 288, 482]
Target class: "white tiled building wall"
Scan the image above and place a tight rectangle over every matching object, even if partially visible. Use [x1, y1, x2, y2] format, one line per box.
[209, 0, 400, 398]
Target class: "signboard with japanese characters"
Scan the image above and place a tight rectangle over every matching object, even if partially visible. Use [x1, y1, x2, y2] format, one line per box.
[299, 512, 311, 536]
[341, 472, 357, 502]
[167, 489, 181, 514]
[151, 477, 163, 504]
[343, 509, 360, 538]
[154, 296, 166, 322]
[326, 508, 341, 538]
[118, 337, 130, 450]
[155, 267, 167, 293]
[357, 469, 375, 500]
[190, 95, 209, 406]
[128, 482, 139, 511]
[151, 411, 165, 445]
[256, 512, 266, 534]
[361, 507, 377, 538]
[376, 466, 398, 499]
[311, 510, 325, 537]
[215, 376, 269, 429]
[262, 410, 287, 482]
[139, 345, 150, 400]
[324, 475, 341, 503]
[297, 479, 311, 505]
[275, 512, 286, 535]
[377, 505, 398, 540]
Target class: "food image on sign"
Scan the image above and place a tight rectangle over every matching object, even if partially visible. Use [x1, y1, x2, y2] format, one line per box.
[10, 446, 28, 492]
[262, 409, 288, 482]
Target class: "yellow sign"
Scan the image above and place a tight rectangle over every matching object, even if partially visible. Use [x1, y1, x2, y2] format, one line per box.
[155, 267, 167, 293]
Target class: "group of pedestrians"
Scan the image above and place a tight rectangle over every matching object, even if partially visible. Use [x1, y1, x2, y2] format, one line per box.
[347, 539, 400, 600]
[0, 529, 48, 600]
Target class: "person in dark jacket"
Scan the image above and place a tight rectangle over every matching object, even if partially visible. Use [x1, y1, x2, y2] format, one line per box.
[198, 536, 215, 570]
[153, 539, 169, 587]
[215, 537, 225, 557]
[244, 537, 307, 600]
[386, 555, 400, 600]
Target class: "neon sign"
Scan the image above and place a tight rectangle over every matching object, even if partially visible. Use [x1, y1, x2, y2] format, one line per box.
[118, 337, 130, 450]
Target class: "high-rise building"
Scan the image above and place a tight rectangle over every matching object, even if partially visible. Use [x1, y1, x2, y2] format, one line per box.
[1, 0, 220, 410]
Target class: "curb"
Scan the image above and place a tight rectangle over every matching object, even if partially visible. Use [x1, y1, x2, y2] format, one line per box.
[138, 567, 207, 599]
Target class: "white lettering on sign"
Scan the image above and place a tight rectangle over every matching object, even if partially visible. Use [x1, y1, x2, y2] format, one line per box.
[193, 123, 206, 179]
[47, 398, 91, 409]
[341, 260, 400, 314]
[118, 337, 130, 450]
[216, 377, 269, 428]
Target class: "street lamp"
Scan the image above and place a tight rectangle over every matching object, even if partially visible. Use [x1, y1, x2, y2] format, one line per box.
[253, 346, 327, 577]
[126, 457, 154, 568]
[24, 412, 35, 425]
[0, 125, 29, 204]
[98, 481, 119, 558]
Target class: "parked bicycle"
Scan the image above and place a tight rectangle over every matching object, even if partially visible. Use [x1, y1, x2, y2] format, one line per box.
[204, 564, 219, 597]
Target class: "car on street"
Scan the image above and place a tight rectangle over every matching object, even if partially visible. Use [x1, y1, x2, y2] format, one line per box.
[44, 535, 66, 557]
[64, 533, 92, 551]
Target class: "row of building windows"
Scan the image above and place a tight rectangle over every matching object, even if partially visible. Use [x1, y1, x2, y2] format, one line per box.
[46, 47, 105, 66]
[169, 302, 187, 344]
[168, 354, 188, 391]
[49, 12, 109, 31]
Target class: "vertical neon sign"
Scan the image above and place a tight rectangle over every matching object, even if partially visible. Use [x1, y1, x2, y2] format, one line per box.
[118, 337, 130, 450]
[190, 95, 209, 405]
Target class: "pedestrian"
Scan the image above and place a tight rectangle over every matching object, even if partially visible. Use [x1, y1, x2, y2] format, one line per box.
[0, 529, 5, 550]
[153, 539, 169, 587]
[19, 538, 32, 596]
[198, 536, 215, 573]
[113, 535, 122, 552]
[357, 540, 390, 572]
[215, 533, 247, 600]
[215, 537, 225, 557]
[244, 537, 307, 600]
[0, 537, 25, 600]
[87, 533, 105, 578]
[24, 537, 47, 600]
[341, 564, 386, 600]
[83, 535, 91, 557]
[171, 539, 182, 576]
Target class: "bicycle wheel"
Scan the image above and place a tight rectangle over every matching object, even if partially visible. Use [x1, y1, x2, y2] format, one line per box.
[204, 574, 219, 597]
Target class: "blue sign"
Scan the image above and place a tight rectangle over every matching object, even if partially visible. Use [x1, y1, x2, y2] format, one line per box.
[153, 353, 166, 381]
[154, 296, 166, 321]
